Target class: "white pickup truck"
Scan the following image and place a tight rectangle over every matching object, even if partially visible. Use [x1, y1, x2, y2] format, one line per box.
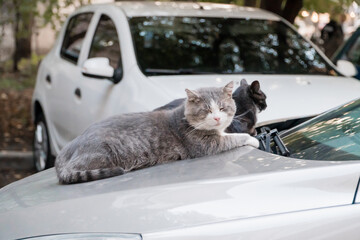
[32, 1, 360, 171]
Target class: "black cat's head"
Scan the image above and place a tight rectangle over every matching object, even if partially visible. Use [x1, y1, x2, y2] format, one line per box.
[241, 79, 267, 112]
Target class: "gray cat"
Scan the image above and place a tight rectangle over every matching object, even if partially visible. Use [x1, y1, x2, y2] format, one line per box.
[155, 79, 267, 136]
[55, 82, 259, 184]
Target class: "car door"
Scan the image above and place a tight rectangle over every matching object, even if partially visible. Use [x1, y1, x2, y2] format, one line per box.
[70, 13, 124, 136]
[45, 12, 94, 150]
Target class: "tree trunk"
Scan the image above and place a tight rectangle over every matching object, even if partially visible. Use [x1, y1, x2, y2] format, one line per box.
[12, 5, 20, 72]
[244, 0, 257, 7]
[260, 0, 303, 24]
[260, 0, 283, 15]
[12, 0, 33, 72]
[282, 0, 303, 23]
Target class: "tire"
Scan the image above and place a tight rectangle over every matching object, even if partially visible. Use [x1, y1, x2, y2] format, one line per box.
[33, 114, 55, 171]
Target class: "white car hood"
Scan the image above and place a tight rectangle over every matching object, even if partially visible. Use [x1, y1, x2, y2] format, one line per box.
[148, 74, 360, 125]
[0, 147, 359, 239]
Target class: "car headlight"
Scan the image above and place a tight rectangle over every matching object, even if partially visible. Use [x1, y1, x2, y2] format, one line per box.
[22, 233, 142, 240]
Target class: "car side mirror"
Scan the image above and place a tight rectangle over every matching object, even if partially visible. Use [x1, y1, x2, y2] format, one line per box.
[82, 57, 120, 83]
[336, 60, 357, 77]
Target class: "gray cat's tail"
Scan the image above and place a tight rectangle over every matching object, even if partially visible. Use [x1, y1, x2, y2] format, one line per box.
[56, 167, 125, 184]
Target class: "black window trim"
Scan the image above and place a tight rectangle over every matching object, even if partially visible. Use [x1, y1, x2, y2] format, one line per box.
[87, 13, 123, 72]
[60, 12, 94, 65]
[346, 33, 360, 65]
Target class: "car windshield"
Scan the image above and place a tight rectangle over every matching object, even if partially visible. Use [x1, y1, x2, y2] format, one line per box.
[280, 99, 360, 160]
[129, 16, 337, 76]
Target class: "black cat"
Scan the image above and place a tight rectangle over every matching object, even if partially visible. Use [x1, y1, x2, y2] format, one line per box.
[155, 79, 267, 136]
[228, 79, 267, 135]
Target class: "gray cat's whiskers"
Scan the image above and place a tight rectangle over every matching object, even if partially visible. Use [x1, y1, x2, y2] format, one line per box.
[232, 109, 251, 122]
[184, 122, 206, 138]
[235, 109, 251, 118]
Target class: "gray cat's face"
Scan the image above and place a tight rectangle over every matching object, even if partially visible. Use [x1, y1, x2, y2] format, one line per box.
[184, 82, 236, 132]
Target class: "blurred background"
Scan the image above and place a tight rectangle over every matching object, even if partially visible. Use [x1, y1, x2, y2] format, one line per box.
[0, 0, 359, 187]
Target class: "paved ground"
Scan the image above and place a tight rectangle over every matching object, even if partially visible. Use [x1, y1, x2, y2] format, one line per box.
[0, 151, 35, 188]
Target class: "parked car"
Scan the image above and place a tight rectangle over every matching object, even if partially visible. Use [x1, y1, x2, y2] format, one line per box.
[3, 98, 360, 239]
[32, 1, 360, 171]
[280, 97, 360, 160]
[332, 27, 360, 79]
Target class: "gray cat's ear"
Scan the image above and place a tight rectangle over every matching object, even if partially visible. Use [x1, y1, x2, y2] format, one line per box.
[223, 81, 234, 97]
[250, 81, 260, 93]
[240, 79, 248, 86]
[185, 89, 200, 102]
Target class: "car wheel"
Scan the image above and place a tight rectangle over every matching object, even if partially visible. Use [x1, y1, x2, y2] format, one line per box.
[33, 114, 54, 171]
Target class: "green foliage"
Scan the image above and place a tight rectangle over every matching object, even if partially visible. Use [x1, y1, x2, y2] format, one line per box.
[202, 0, 360, 14]
[197, 0, 247, 5]
[0, 53, 43, 90]
[0, 74, 36, 90]
[196, 0, 359, 20]
[303, 0, 359, 14]
[39, 0, 92, 31]
[0, 0, 92, 73]
[18, 53, 44, 75]
[0, 0, 92, 31]
[197, 0, 233, 3]
[0, 0, 37, 36]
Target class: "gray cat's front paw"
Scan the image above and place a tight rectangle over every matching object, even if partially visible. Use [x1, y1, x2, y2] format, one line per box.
[245, 136, 259, 148]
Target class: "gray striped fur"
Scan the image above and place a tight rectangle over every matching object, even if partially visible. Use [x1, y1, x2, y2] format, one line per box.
[55, 82, 259, 184]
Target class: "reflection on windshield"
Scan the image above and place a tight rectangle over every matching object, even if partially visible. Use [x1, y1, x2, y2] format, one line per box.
[129, 16, 337, 76]
[281, 100, 360, 160]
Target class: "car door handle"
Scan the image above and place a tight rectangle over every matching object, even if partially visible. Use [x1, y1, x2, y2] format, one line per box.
[74, 88, 81, 98]
[46, 75, 51, 84]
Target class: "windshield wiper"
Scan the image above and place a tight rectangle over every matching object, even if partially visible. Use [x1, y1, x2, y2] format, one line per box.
[256, 127, 290, 157]
[145, 68, 217, 75]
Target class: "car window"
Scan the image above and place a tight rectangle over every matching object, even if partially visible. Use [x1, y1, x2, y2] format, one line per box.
[347, 37, 360, 66]
[88, 15, 121, 69]
[129, 17, 337, 76]
[60, 13, 93, 64]
[281, 99, 360, 160]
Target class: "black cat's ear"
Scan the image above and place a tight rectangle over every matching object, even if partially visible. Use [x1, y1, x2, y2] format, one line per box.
[185, 89, 200, 102]
[250, 81, 260, 93]
[240, 79, 248, 86]
[223, 81, 234, 98]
